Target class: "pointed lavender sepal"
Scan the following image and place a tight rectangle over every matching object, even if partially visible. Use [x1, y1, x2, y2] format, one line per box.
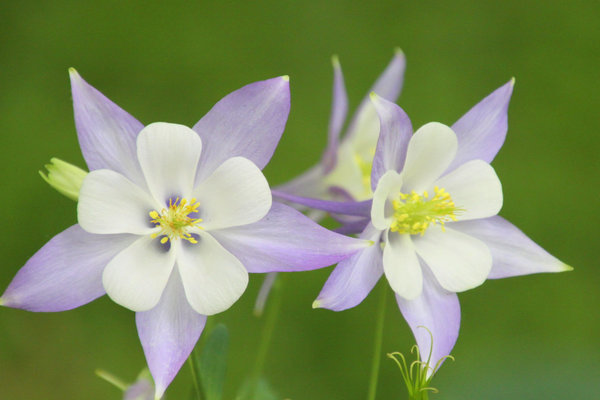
[136, 272, 207, 400]
[345, 49, 407, 139]
[322, 56, 349, 173]
[211, 203, 372, 273]
[370, 94, 413, 190]
[451, 216, 572, 278]
[193, 76, 290, 183]
[1, 225, 135, 312]
[447, 79, 515, 172]
[70, 69, 147, 188]
[396, 265, 460, 376]
[313, 224, 383, 311]
[271, 189, 372, 217]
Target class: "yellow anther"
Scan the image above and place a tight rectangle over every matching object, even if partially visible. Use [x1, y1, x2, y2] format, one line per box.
[390, 187, 462, 236]
[149, 197, 203, 244]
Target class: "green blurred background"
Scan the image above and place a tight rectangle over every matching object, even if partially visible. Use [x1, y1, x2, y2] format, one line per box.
[1, 1, 598, 399]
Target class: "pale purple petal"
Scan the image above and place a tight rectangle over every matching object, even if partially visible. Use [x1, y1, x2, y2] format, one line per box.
[313, 224, 383, 311]
[70, 69, 146, 187]
[192, 77, 290, 183]
[274, 165, 328, 199]
[346, 50, 407, 140]
[447, 79, 515, 172]
[271, 189, 371, 217]
[210, 202, 371, 273]
[322, 56, 349, 174]
[137, 123, 202, 204]
[1, 225, 135, 312]
[334, 217, 370, 235]
[370, 95, 413, 190]
[136, 271, 207, 400]
[396, 265, 460, 375]
[103, 236, 176, 312]
[451, 216, 571, 279]
[124, 378, 154, 400]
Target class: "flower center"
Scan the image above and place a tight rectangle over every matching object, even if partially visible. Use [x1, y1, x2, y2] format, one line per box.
[390, 186, 460, 236]
[353, 148, 375, 195]
[149, 197, 203, 244]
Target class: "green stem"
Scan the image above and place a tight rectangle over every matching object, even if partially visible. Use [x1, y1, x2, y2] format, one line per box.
[188, 353, 203, 400]
[95, 369, 128, 391]
[188, 318, 215, 400]
[366, 284, 388, 400]
[252, 273, 286, 379]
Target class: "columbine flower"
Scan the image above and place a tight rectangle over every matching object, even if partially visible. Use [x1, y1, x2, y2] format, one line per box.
[1, 70, 369, 399]
[275, 79, 571, 371]
[276, 49, 406, 202]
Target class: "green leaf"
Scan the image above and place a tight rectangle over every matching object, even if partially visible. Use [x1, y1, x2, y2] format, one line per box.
[195, 323, 229, 400]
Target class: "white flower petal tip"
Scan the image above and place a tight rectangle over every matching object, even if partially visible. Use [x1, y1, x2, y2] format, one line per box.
[393, 47, 405, 56]
[510, 76, 516, 86]
[312, 299, 323, 309]
[281, 75, 290, 82]
[0, 297, 5, 307]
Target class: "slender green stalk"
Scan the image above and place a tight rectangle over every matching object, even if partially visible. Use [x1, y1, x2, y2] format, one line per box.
[367, 284, 388, 400]
[188, 318, 215, 400]
[252, 273, 286, 379]
[95, 369, 128, 391]
[188, 354, 203, 400]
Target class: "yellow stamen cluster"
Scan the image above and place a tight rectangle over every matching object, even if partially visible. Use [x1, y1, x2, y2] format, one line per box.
[149, 197, 203, 244]
[390, 186, 460, 236]
[353, 149, 375, 194]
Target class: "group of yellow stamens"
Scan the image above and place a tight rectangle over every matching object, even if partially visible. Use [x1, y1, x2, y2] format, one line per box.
[149, 197, 203, 244]
[390, 186, 460, 236]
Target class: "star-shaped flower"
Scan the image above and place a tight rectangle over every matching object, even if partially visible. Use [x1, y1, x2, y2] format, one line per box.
[1, 70, 369, 398]
[277, 50, 406, 202]
[274, 79, 571, 372]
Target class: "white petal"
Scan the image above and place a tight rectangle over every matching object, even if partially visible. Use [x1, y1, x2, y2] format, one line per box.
[383, 231, 423, 300]
[371, 170, 403, 230]
[401, 123, 458, 192]
[413, 226, 491, 293]
[177, 231, 248, 315]
[195, 157, 271, 230]
[78, 169, 158, 235]
[103, 236, 176, 311]
[137, 123, 202, 204]
[433, 160, 502, 221]
[323, 141, 369, 200]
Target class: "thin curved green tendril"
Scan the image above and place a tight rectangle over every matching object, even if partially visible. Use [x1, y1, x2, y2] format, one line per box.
[387, 326, 454, 399]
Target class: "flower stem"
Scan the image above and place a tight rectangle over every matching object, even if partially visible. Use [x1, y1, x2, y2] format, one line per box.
[188, 350, 203, 400]
[188, 318, 214, 400]
[252, 273, 286, 379]
[367, 284, 388, 400]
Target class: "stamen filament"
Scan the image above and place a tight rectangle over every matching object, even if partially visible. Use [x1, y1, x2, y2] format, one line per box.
[149, 197, 203, 244]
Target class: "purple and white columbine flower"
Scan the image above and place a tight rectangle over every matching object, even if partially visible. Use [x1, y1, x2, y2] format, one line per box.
[275, 79, 571, 372]
[277, 50, 406, 202]
[0, 70, 369, 398]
